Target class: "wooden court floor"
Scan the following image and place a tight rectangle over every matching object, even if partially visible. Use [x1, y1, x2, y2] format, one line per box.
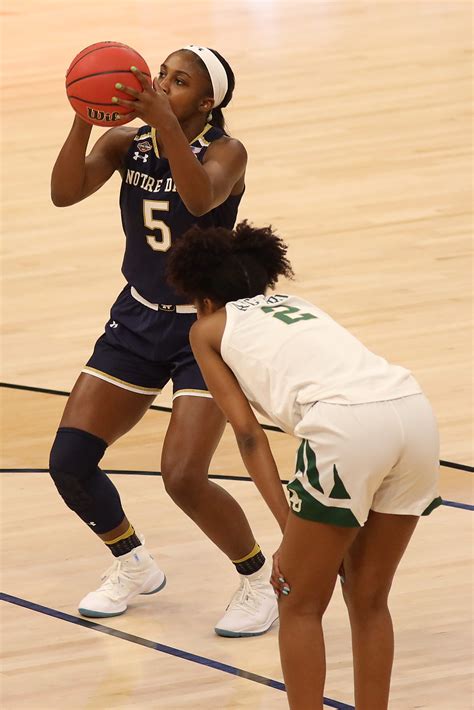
[1, 1, 473, 708]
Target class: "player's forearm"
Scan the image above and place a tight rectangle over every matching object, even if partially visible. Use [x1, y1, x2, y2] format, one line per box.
[237, 430, 290, 533]
[156, 115, 214, 216]
[51, 116, 92, 206]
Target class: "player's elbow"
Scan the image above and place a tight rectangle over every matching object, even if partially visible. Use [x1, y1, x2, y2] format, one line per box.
[50, 184, 71, 207]
[235, 427, 263, 456]
[51, 193, 71, 207]
[182, 186, 216, 217]
[185, 199, 212, 217]
[51, 187, 80, 207]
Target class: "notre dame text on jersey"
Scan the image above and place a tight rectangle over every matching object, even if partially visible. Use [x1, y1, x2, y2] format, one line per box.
[120, 124, 243, 304]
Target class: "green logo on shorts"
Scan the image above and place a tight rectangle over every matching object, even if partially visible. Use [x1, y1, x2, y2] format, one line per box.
[288, 488, 302, 513]
[287, 440, 360, 527]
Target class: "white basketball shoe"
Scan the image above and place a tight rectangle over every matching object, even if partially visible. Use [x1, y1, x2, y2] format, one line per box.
[214, 566, 279, 637]
[78, 545, 166, 618]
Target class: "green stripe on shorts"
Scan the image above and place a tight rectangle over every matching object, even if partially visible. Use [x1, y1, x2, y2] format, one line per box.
[421, 496, 443, 516]
[287, 478, 361, 528]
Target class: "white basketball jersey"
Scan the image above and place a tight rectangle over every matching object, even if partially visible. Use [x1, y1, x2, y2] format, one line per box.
[220, 294, 422, 435]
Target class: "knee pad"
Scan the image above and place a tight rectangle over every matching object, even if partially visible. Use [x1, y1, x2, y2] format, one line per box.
[49, 427, 106, 487]
[49, 427, 123, 533]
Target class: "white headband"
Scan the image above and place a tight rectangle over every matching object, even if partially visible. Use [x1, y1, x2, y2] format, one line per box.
[182, 45, 228, 108]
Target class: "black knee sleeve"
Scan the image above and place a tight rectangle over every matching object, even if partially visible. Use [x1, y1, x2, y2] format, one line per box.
[49, 427, 125, 534]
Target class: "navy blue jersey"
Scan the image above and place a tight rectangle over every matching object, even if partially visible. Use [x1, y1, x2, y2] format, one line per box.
[119, 123, 243, 304]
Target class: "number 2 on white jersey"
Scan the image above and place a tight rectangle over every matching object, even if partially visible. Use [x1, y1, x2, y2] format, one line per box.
[143, 199, 171, 252]
[261, 304, 317, 324]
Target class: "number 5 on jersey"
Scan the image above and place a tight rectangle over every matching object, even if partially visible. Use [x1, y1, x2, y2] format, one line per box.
[143, 200, 171, 252]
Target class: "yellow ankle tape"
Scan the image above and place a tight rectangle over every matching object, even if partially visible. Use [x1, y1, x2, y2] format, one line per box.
[232, 542, 261, 565]
[106, 524, 135, 546]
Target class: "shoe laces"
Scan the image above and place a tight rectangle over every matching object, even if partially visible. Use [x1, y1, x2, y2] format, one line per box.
[226, 576, 268, 613]
[98, 560, 128, 592]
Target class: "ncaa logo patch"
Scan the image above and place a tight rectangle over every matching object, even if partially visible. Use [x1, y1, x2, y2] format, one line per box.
[137, 141, 152, 153]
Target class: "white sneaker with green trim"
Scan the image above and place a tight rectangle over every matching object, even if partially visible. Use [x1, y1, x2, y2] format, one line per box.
[214, 566, 279, 637]
[78, 545, 166, 618]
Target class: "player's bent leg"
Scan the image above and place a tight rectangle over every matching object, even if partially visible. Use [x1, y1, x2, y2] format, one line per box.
[49, 427, 123, 532]
[161, 394, 278, 637]
[59, 372, 156, 444]
[49, 373, 165, 617]
[161, 395, 250, 557]
[277, 512, 359, 710]
[341, 510, 419, 710]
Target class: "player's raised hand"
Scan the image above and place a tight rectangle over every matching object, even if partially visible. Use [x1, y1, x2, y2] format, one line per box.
[111, 66, 174, 127]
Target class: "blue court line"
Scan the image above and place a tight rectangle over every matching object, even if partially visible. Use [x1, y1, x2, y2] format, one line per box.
[0, 592, 354, 710]
[1, 381, 473, 474]
[1, 469, 473, 511]
[441, 499, 474, 511]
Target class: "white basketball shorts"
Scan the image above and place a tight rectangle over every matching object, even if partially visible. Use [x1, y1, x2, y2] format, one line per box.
[287, 394, 441, 527]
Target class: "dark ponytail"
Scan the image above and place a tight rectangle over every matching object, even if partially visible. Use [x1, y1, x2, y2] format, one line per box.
[166, 221, 294, 305]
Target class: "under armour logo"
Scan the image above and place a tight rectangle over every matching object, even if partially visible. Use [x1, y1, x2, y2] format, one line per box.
[109, 321, 118, 328]
[133, 151, 149, 163]
[89, 521, 96, 527]
[288, 489, 302, 513]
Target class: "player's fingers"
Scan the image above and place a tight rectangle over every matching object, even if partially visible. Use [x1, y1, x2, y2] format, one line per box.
[271, 554, 290, 596]
[114, 82, 139, 98]
[130, 65, 152, 89]
[152, 77, 168, 95]
[270, 572, 280, 597]
[116, 110, 137, 122]
[338, 561, 346, 585]
[272, 549, 283, 580]
[111, 96, 135, 108]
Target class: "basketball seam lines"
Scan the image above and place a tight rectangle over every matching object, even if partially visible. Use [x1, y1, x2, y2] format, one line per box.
[66, 69, 151, 89]
[66, 97, 129, 107]
[66, 43, 137, 76]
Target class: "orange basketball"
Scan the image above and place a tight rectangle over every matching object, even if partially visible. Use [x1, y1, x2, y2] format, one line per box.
[65, 41, 151, 127]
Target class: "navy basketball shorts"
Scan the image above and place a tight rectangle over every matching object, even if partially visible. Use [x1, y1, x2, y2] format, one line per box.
[83, 285, 211, 400]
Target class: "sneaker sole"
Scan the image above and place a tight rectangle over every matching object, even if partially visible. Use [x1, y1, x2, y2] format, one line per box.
[214, 614, 279, 638]
[78, 575, 167, 618]
[78, 607, 127, 618]
[140, 574, 167, 595]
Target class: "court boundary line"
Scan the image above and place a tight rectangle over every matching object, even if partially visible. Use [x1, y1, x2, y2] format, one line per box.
[1, 385, 469, 708]
[1, 381, 472, 473]
[0, 592, 354, 710]
[1, 469, 472, 510]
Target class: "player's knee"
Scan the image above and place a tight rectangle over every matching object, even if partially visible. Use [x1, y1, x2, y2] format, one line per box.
[279, 592, 328, 620]
[342, 576, 391, 614]
[161, 457, 206, 505]
[49, 427, 107, 503]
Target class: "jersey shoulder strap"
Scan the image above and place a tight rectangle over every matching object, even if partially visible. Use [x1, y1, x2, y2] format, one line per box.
[132, 125, 154, 142]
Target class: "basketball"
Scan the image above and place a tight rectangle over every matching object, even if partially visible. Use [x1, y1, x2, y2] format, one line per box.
[65, 41, 151, 127]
